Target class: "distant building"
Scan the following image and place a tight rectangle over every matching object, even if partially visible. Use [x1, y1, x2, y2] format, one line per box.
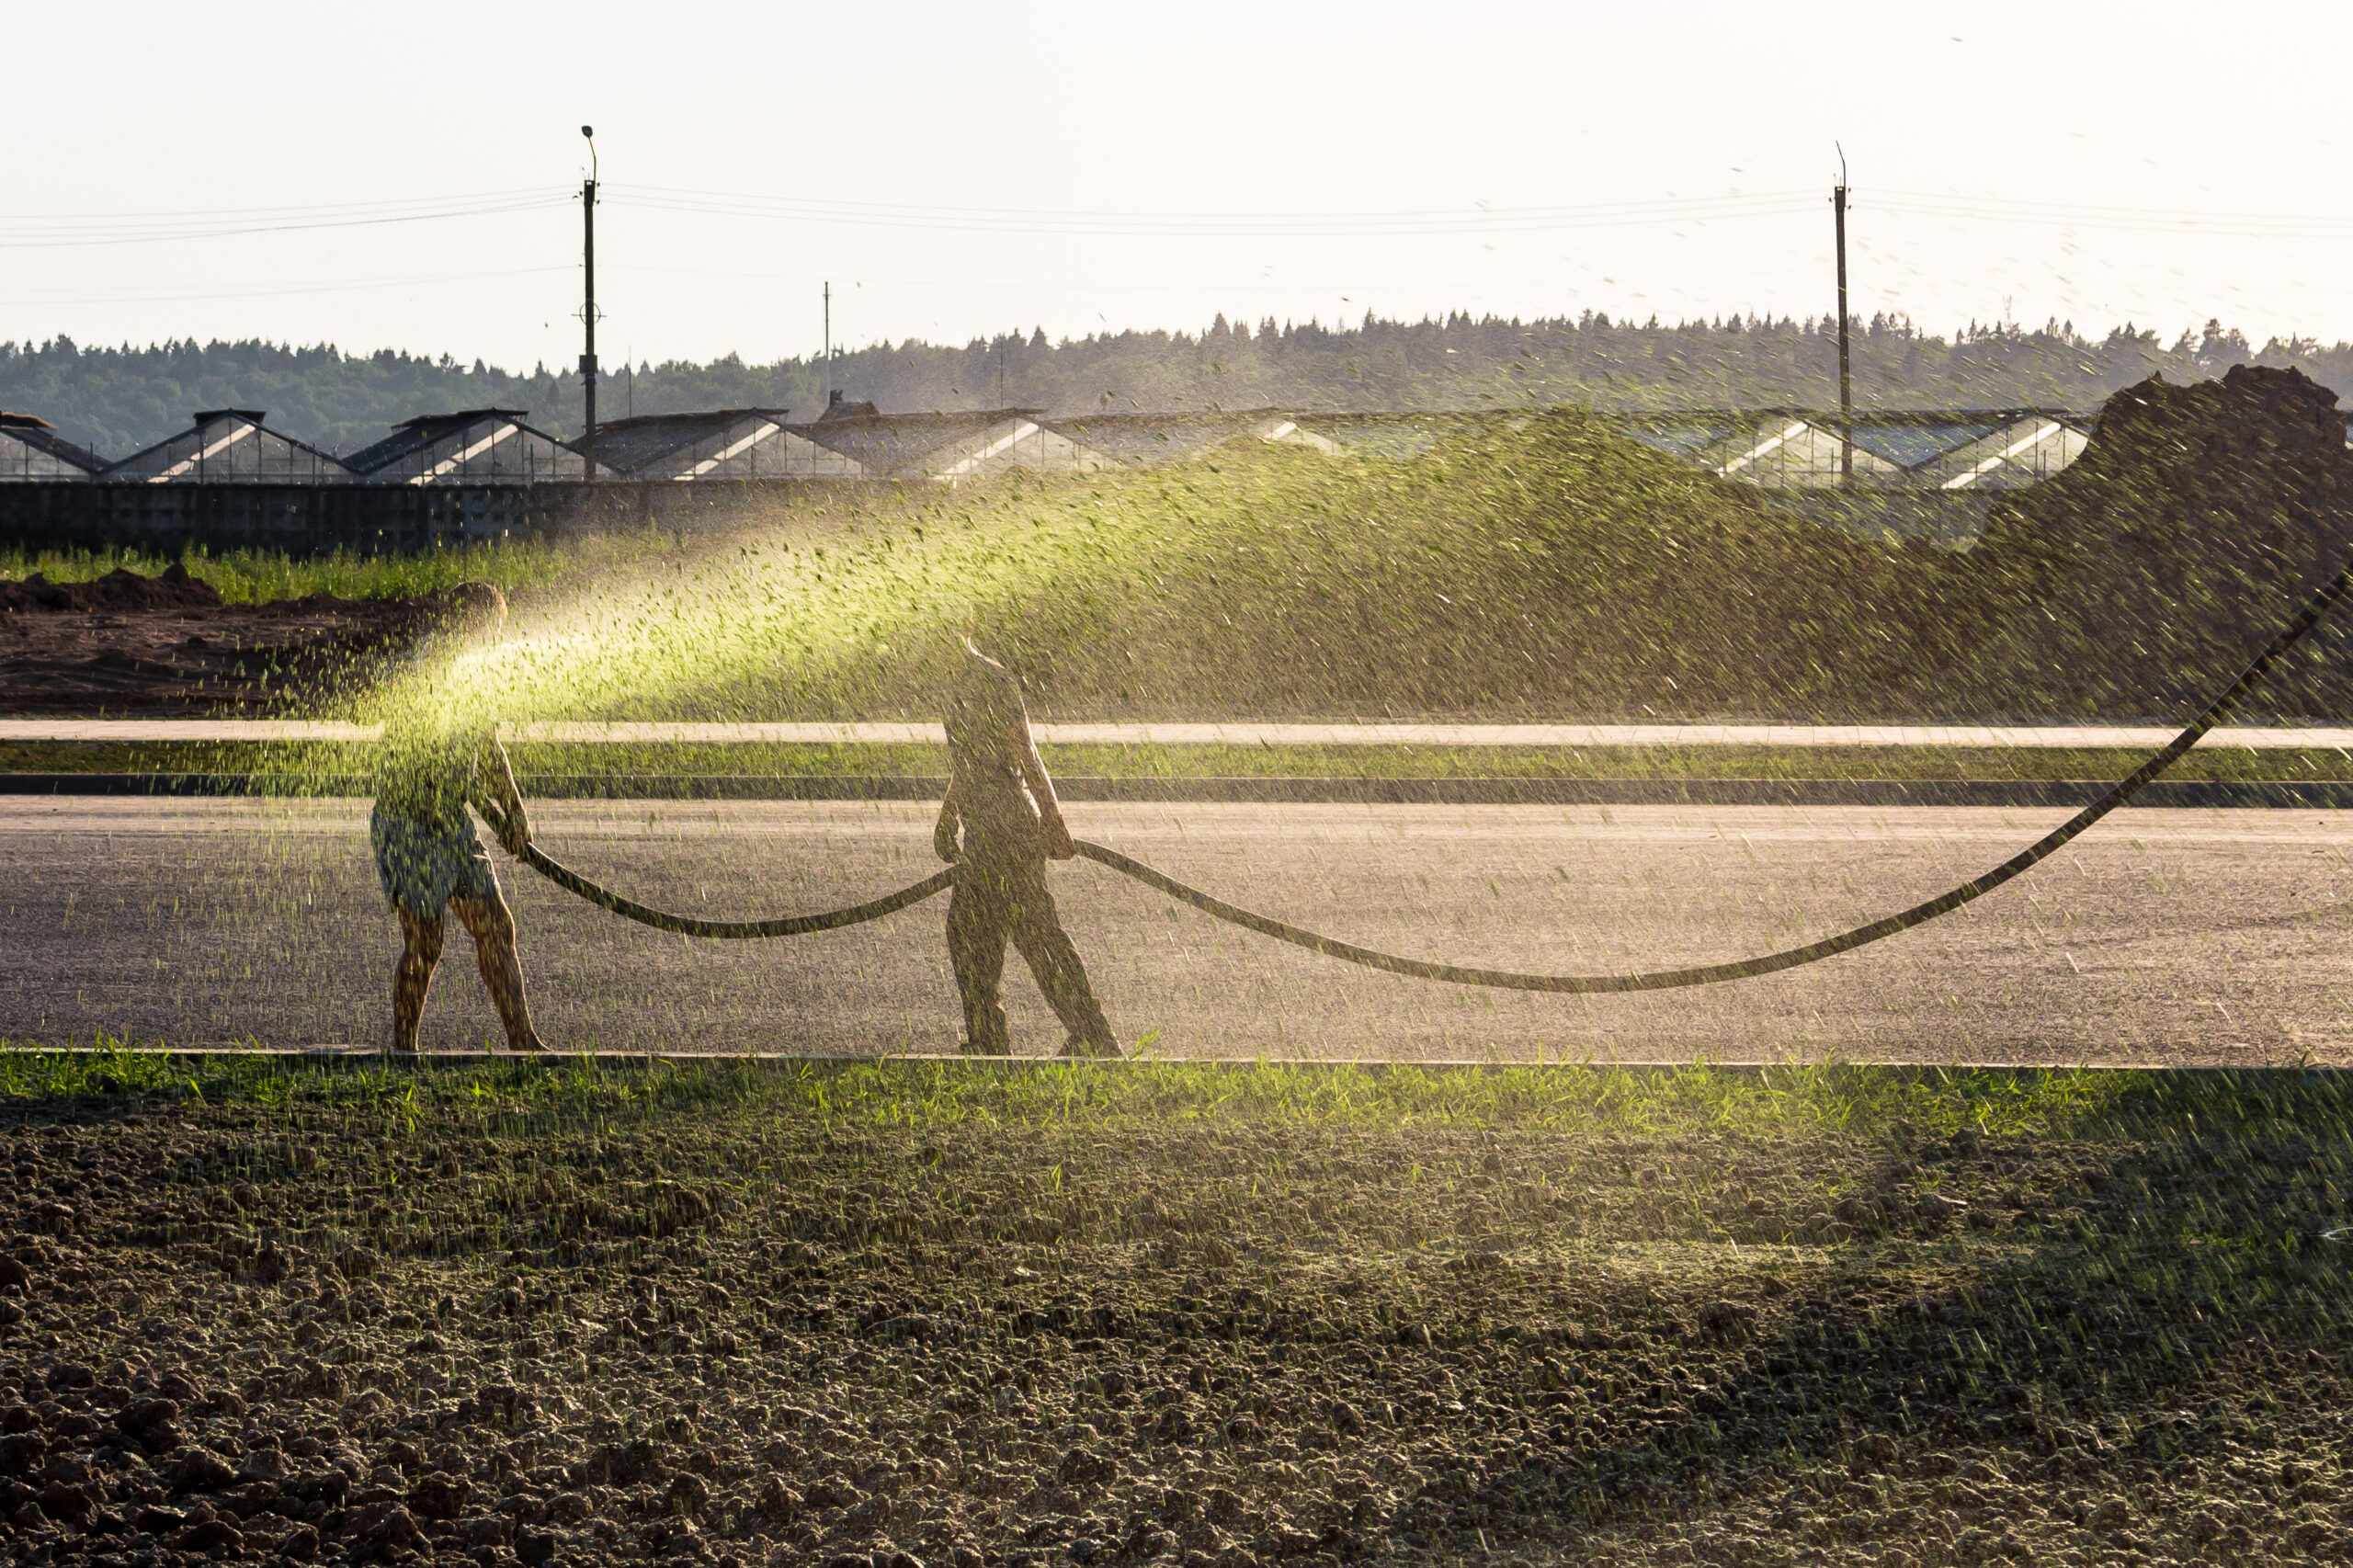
[1262, 410, 1527, 460]
[1040, 411, 1274, 468]
[1610, 409, 2095, 491]
[794, 407, 1114, 483]
[343, 409, 610, 483]
[104, 409, 350, 483]
[590, 409, 864, 480]
[1909, 415, 2094, 491]
[0, 413, 108, 482]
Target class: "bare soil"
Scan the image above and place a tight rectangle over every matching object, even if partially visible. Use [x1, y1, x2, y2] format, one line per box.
[0, 568, 457, 714]
[0, 1068, 2346, 1568]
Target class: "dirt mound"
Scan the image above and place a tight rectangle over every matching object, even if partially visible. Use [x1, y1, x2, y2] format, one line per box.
[830, 371, 2353, 725]
[0, 563, 224, 617]
[1940, 363, 2353, 718]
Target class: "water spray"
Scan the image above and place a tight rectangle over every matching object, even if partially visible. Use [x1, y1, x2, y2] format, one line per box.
[506, 545, 2353, 991]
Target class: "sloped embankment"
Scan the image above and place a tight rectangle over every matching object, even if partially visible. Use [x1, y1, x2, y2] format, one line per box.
[816, 367, 2353, 723]
[10, 366, 2350, 723]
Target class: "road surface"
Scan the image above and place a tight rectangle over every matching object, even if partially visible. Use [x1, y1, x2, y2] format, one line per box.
[4, 719, 2351, 748]
[3, 797, 2347, 1062]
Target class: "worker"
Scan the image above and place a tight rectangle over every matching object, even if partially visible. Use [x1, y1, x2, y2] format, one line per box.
[369, 584, 548, 1054]
[933, 617, 1120, 1057]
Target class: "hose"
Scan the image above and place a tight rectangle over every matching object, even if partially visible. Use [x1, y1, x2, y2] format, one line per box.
[517, 554, 2353, 989]
[518, 843, 955, 938]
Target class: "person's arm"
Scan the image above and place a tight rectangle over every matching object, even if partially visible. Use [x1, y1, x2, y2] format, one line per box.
[483, 735, 530, 856]
[934, 773, 963, 863]
[1012, 719, 1075, 859]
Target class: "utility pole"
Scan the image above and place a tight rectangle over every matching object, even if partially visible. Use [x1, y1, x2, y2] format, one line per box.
[580, 126, 600, 476]
[1833, 144, 1852, 488]
[823, 282, 832, 409]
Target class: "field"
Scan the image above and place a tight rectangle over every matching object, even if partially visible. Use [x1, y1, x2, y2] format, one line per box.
[0, 1059, 2346, 1568]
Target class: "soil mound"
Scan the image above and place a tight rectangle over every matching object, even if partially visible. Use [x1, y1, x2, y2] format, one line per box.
[848, 370, 2353, 724]
[1945, 363, 2353, 718]
[0, 563, 224, 616]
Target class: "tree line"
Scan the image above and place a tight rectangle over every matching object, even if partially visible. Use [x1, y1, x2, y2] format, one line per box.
[3, 313, 2345, 460]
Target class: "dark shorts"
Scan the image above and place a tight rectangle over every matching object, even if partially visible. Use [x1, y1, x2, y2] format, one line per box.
[370, 806, 499, 918]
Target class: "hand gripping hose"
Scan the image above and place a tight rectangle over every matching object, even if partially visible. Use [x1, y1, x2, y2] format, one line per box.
[520, 553, 2353, 988]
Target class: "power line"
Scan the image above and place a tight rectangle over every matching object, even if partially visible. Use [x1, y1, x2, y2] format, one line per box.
[1868, 188, 2353, 239]
[0, 265, 569, 308]
[17, 179, 2353, 247]
[17, 181, 2353, 250]
[0, 187, 560, 222]
[0, 191, 571, 249]
[603, 185, 1824, 238]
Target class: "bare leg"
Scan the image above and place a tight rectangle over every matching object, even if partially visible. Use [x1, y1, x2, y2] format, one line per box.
[1006, 865, 1118, 1056]
[947, 872, 1014, 1054]
[394, 910, 444, 1053]
[452, 892, 547, 1053]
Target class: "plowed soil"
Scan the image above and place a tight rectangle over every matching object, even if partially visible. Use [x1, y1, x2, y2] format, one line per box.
[0, 567, 460, 713]
[0, 1062, 2345, 1568]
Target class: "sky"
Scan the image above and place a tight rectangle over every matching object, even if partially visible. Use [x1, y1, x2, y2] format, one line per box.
[6, 2, 2353, 372]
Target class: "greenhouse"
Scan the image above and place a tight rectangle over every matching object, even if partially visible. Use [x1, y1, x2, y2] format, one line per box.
[591, 409, 863, 480]
[0, 412, 108, 481]
[793, 409, 1115, 483]
[1610, 409, 2097, 490]
[103, 409, 351, 484]
[1040, 411, 1273, 468]
[342, 409, 611, 484]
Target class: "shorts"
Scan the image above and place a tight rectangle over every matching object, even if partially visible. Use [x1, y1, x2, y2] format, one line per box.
[370, 806, 499, 918]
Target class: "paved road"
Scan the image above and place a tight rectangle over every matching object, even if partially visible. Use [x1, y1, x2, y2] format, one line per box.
[4, 797, 2348, 1063]
[6, 719, 2353, 749]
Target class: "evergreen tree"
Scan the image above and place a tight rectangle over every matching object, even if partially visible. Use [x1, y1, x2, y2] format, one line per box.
[6, 313, 2348, 460]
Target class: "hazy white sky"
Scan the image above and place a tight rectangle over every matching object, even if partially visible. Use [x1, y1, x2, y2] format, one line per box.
[7, 2, 2351, 370]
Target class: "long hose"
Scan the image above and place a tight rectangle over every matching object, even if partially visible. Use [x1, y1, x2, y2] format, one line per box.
[519, 843, 956, 938]
[518, 555, 2353, 990]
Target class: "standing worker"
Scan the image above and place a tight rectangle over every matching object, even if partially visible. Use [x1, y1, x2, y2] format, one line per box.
[370, 584, 549, 1054]
[933, 618, 1120, 1057]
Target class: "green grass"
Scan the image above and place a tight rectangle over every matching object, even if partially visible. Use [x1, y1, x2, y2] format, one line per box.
[0, 1049, 2142, 1143]
[0, 535, 666, 606]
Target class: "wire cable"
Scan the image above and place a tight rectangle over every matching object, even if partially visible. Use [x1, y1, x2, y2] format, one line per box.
[603, 184, 1821, 239]
[0, 191, 572, 249]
